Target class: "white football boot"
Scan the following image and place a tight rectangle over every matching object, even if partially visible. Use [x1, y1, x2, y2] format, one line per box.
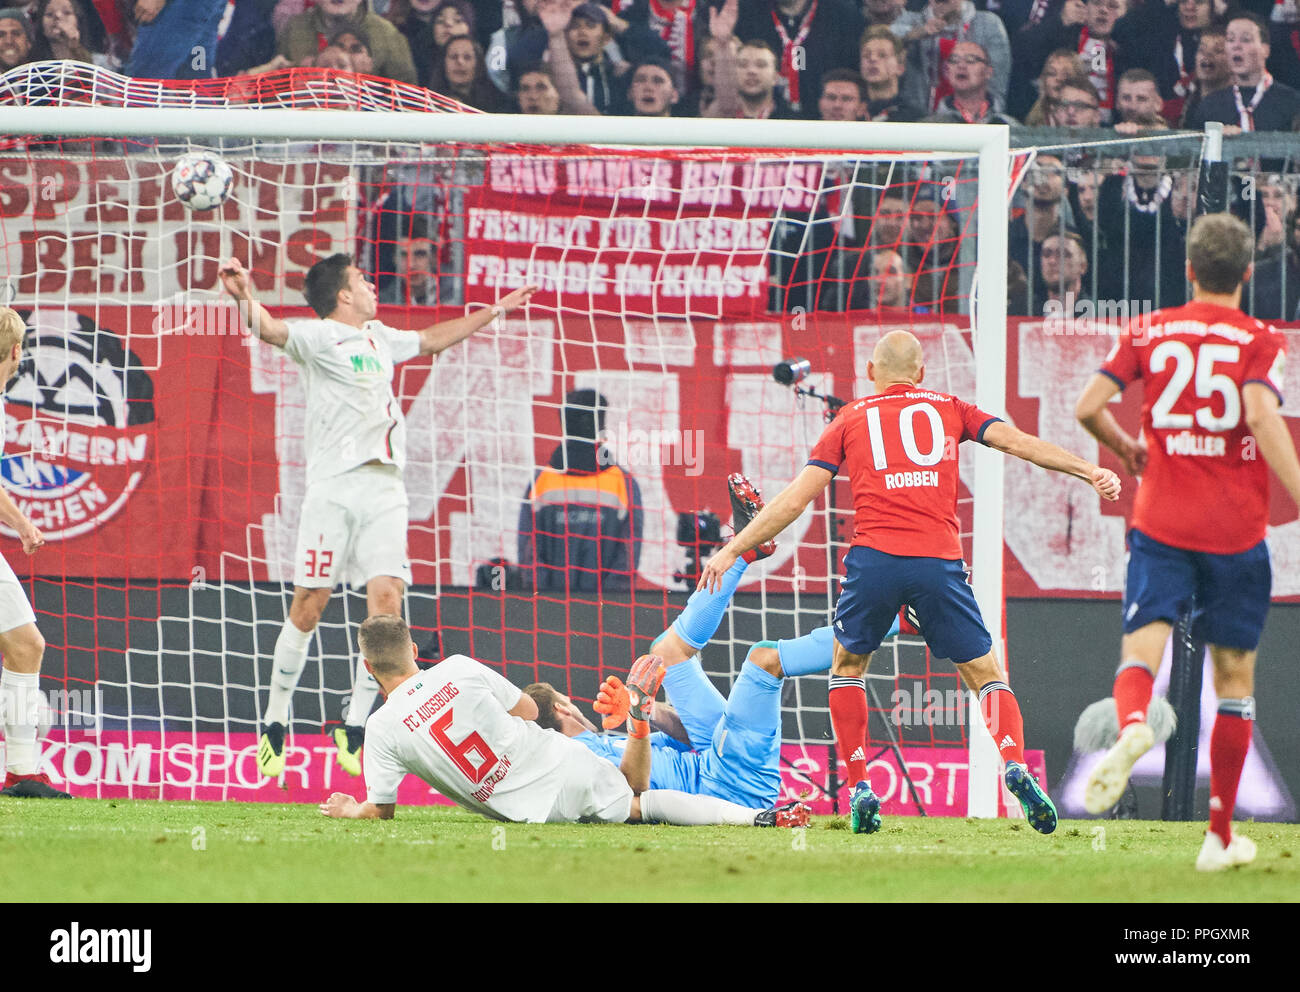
[1084, 722, 1154, 814]
[1196, 831, 1257, 872]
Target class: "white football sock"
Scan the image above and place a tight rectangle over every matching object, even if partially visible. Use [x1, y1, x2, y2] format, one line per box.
[638, 789, 762, 826]
[344, 655, 380, 728]
[1, 668, 40, 775]
[264, 621, 313, 726]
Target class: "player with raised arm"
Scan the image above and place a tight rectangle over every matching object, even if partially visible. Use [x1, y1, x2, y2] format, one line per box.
[0, 308, 70, 799]
[699, 330, 1122, 836]
[318, 614, 808, 827]
[218, 254, 536, 779]
[526, 474, 880, 822]
[1076, 212, 1299, 871]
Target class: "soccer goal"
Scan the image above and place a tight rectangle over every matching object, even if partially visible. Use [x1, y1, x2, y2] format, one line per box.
[0, 63, 1009, 815]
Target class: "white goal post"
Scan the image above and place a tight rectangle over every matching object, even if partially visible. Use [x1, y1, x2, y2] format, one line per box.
[0, 104, 1008, 816]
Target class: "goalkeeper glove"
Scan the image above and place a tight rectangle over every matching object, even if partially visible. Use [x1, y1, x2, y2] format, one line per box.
[594, 676, 632, 731]
[593, 654, 666, 739]
[625, 653, 666, 738]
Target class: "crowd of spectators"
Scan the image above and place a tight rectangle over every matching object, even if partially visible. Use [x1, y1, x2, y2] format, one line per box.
[4, 0, 1296, 129]
[3, 0, 1300, 318]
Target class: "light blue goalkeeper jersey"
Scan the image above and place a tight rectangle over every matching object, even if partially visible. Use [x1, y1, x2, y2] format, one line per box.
[573, 731, 701, 794]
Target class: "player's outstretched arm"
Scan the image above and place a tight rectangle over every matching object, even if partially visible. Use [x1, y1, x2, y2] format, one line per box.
[1244, 383, 1300, 508]
[982, 421, 1121, 501]
[319, 793, 396, 820]
[218, 257, 290, 348]
[416, 284, 539, 357]
[1075, 373, 1147, 476]
[698, 465, 833, 592]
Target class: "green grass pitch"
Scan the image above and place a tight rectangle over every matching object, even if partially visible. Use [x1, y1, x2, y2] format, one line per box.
[2, 799, 1297, 902]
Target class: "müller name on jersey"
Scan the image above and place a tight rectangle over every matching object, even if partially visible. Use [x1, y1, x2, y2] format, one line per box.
[1165, 430, 1228, 457]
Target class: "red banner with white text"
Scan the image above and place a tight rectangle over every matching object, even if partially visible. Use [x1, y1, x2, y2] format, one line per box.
[459, 155, 820, 318]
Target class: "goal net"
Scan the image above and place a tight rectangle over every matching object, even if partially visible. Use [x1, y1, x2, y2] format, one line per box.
[0, 63, 1010, 814]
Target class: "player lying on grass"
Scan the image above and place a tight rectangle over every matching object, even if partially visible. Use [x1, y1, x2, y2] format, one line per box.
[700, 331, 1123, 837]
[1076, 212, 1300, 871]
[318, 613, 809, 827]
[0, 308, 69, 799]
[525, 475, 889, 823]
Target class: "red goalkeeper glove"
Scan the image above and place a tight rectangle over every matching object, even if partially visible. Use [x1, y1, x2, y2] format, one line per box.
[593, 655, 666, 739]
[594, 676, 632, 731]
[625, 654, 666, 738]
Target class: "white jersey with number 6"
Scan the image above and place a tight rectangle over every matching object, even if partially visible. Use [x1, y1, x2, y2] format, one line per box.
[363, 655, 608, 822]
[281, 318, 421, 487]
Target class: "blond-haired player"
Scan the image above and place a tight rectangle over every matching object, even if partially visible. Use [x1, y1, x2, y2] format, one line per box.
[0, 307, 70, 798]
[220, 254, 536, 778]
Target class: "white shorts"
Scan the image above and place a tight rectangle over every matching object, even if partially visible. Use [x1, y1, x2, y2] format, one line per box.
[292, 464, 412, 590]
[545, 741, 634, 824]
[0, 555, 37, 633]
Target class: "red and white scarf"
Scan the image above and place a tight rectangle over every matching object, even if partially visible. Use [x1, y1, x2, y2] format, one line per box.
[643, 0, 697, 68]
[1233, 71, 1273, 130]
[1123, 173, 1173, 213]
[772, 0, 818, 110]
[1173, 34, 1193, 98]
[925, 8, 972, 110]
[1079, 29, 1115, 115]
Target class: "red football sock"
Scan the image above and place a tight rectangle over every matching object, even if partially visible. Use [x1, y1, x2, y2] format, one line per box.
[1113, 663, 1155, 731]
[829, 677, 868, 786]
[1209, 704, 1253, 847]
[978, 681, 1025, 766]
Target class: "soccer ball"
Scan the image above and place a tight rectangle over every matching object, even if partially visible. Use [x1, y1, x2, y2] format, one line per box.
[172, 152, 234, 211]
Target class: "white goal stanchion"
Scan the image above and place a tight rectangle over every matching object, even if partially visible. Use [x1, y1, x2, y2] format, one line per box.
[0, 85, 1007, 813]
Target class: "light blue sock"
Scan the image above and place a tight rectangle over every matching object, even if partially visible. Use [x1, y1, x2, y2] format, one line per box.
[776, 614, 900, 678]
[665, 558, 749, 650]
[776, 627, 835, 677]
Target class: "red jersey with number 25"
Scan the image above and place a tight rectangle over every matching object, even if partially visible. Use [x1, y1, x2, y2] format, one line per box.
[807, 383, 1001, 559]
[1100, 300, 1287, 554]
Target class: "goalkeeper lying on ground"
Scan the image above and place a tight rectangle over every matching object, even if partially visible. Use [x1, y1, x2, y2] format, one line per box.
[525, 474, 897, 828]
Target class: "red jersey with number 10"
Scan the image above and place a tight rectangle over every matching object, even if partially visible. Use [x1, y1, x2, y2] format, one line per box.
[1100, 300, 1287, 554]
[807, 383, 1001, 559]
